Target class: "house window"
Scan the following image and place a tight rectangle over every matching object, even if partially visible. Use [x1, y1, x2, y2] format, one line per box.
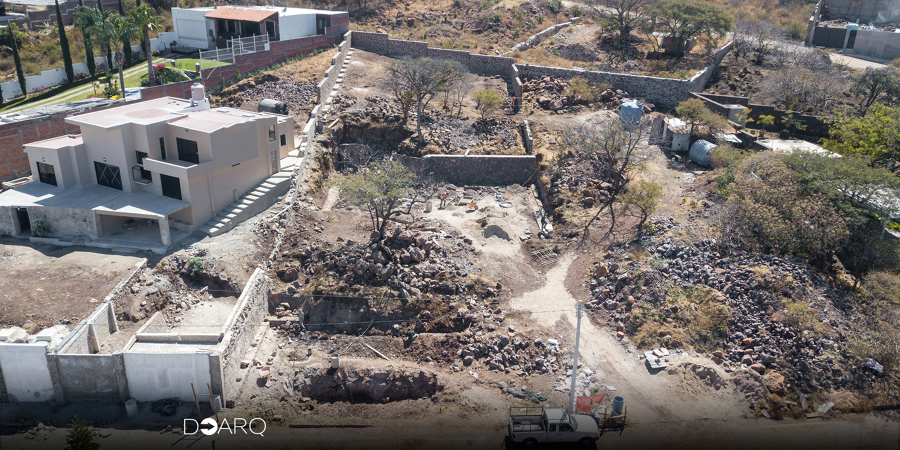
[36, 162, 57, 186]
[94, 161, 122, 191]
[280, 134, 286, 146]
[159, 137, 167, 160]
[132, 166, 152, 184]
[136, 151, 148, 165]
[268, 125, 276, 142]
[176, 138, 200, 164]
[160, 174, 182, 200]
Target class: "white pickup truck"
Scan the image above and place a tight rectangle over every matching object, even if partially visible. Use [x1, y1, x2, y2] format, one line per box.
[508, 406, 600, 447]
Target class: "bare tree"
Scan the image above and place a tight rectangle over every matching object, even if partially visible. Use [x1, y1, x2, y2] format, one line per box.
[560, 116, 651, 243]
[382, 58, 464, 143]
[759, 65, 847, 114]
[449, 74, 476, 118]
[733, 20, 783, 63]
[584, 0, 654, 44]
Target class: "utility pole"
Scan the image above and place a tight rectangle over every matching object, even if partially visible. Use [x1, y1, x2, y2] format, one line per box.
[736, 0, 744, 27]
[568, 301, 583, 414]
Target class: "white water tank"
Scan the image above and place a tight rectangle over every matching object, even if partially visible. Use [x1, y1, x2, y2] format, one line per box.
[191, 82, 205, 101]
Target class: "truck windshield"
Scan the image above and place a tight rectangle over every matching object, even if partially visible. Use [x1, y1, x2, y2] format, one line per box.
[559, 411, 578, 430]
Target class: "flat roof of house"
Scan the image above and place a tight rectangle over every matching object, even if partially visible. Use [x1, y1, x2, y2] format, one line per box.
[67, 97, 194, 129]
[170, 107, 269, 133]
[204, 6, 277, 22]
[756, 139, 837, 157]
[0, 181, 190, 218]
[24, 134, 83, 150]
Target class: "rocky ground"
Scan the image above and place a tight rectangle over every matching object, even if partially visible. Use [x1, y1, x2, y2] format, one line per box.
[584, 218, 889, 418]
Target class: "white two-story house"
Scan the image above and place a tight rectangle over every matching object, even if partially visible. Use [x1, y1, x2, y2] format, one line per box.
[0, 83, 294, 253]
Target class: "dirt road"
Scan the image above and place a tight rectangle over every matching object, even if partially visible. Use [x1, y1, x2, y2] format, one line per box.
[507, 251, 899, 449]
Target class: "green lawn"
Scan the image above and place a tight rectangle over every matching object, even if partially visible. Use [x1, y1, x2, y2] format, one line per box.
[167, 58, 231, 71]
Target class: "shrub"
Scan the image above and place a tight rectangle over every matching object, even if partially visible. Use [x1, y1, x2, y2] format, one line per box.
[473, 89, 503, 119]
[547, 0, 562, 13]
[565, 77, 610, 103]
[861, 271, 900, 305]
[32, 220, 50, 237]
[65, 415, 99, 450]
[187, 257, 206, 276]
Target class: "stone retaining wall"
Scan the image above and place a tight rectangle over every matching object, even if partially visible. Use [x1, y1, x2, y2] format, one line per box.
[505, 19, 578, 54]
[220, 268, 270, 401]
[396, 154, 536, 186]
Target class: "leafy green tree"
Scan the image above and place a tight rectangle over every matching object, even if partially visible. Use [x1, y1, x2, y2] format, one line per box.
[130, 5, 162, 85]
[822, 103, 900, 167]
[645, 0, 732, 56]
[753, 114, 775, 133]
[675, 98, 728, 139]
[74, 4, 97, 76]
[584, 0, 651, 44]
[336, 159, 420, 238]
[723, 152, 848, 265]
[383, 58, 464, 143]
[850, 67, 900, 115]
[473, 89, 503, 119]
[65, 415, 99, 450]
[619, 179, 663, 229]
[7, 26, 25, 97]
[54, 0, 75, 82]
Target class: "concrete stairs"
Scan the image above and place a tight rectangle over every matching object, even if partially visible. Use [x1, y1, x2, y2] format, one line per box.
[197, 172, 292, 236]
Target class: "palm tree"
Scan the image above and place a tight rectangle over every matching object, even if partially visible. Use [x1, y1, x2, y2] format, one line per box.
[54, 0, 75, 82]
[116, 0, 131, 64]
[73, 6, 96, 75]
[7, 26, 25, 97]
[130, 5, 162, 85]
[88, 12, 139, 97]
[96, 0, 113, 71]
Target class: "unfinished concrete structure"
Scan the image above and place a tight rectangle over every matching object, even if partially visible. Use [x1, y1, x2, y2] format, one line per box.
[0, 263, 271, 404]
[0, 84, 295, 252]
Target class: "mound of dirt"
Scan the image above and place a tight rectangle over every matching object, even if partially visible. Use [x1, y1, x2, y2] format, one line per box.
[554, 43, 598, 62]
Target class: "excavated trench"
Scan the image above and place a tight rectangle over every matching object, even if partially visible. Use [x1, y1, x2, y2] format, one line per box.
[295, 366, 442, 402]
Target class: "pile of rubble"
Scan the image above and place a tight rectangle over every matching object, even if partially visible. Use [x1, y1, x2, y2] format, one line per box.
[588, 235, 875, 394]
[453, 332, 566, 376]
[278, 219, 479, 299]
[553, 43, 598, 62]
[523, 76, 631, 111]
[216, 74, 318, 117]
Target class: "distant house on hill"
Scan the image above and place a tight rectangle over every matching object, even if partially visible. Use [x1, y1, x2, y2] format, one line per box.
[170, 5, 348, 50]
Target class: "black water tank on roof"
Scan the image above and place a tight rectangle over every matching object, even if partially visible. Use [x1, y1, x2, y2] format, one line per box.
[258, 99, 288, 115]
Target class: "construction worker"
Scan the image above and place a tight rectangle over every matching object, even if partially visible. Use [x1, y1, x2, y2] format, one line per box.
[439, 192, 447, 209]
[391, 324, 401, 337]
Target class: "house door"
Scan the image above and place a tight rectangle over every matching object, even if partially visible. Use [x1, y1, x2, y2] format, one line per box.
[15, 208, 29, 235]
[266, 21, 276, 41]
[270, 150, 278, 173]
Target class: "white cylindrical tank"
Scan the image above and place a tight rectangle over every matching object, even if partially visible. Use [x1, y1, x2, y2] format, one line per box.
[191, 82, 205, 101]
[689, 140, 717, 168]
[125, 399, 138, 417]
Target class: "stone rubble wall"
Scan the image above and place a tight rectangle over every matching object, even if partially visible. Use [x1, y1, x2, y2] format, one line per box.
[504, 18, 578, 54]
[395, 154, 537, 186]
[353, 31, 731, 109]
[219, 268, 271, 402]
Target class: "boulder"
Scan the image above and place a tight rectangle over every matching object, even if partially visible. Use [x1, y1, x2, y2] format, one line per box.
[283, 267, 299, 282]
[750, 363, 766, 374]
[764, 371, 785, 394]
